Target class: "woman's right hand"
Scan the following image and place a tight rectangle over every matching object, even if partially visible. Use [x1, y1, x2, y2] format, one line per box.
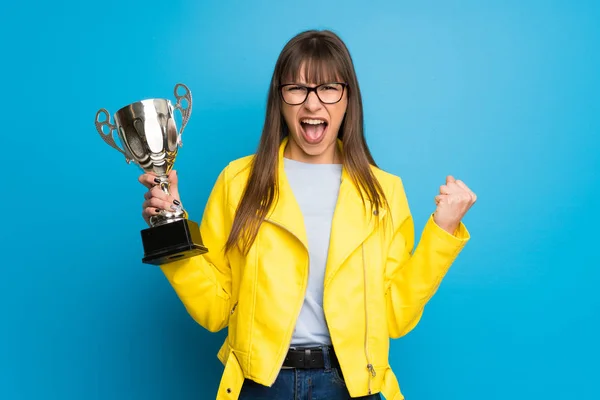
[138, 170, 182, 227]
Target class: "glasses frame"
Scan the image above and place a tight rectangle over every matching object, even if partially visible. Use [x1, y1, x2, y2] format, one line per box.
[279, 82, 348, 105]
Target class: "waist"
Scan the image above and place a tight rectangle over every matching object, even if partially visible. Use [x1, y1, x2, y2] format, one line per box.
[282, 345, 340, 369]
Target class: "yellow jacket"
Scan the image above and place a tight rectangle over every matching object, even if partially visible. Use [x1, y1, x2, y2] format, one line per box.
[160, 138, 470, 399]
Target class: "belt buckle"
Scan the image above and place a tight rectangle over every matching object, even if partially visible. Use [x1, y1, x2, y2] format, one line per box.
[304, 349, 311, 369]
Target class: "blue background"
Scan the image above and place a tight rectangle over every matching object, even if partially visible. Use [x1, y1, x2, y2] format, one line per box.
[2, 0, 598, 399]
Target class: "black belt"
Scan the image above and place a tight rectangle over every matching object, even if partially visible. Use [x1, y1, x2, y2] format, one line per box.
[282, 346, 340, 369]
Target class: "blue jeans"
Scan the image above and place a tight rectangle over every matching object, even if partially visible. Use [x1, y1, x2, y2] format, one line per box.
[239, 347, 381, 400]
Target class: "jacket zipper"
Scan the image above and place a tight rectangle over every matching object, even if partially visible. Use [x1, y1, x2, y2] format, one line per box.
[264, 218, 310, 380]
[362, 244, 376, 394]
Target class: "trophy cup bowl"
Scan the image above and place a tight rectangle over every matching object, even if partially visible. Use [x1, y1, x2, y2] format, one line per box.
[94, 83, 208, 265]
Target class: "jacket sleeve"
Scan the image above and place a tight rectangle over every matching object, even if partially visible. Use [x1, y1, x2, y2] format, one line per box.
[159, 166, 233, 333]
[385, 176, 470, 338]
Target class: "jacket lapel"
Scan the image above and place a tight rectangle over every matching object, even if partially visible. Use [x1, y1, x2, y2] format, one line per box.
[263, 137, 308, 250]
[324, 166, 387, 288]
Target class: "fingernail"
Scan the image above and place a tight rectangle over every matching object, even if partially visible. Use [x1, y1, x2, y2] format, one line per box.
[154, 178, 161, 183]
[155, 208, 161, 213]
[173, 199, 181, 205]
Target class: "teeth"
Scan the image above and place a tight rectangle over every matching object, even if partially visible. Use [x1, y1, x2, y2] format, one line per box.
[301, 119, 326, 125]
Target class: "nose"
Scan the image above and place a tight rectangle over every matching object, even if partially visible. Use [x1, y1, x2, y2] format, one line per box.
[303, 90, 322, 112]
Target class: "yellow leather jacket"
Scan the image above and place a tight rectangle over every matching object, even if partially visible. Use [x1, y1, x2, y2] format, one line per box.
[160, 138, 470, 399]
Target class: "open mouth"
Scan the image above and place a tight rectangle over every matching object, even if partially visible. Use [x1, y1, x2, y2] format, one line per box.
[299, 118, 329, 144]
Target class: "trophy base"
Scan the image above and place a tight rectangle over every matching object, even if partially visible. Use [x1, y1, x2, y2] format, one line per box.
[140, 219, 208, 266]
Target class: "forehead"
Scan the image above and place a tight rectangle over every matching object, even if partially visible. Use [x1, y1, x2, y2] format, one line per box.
[282, 59, 343, 84]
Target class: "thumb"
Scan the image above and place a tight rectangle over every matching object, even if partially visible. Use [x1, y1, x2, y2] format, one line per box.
[446, 175, 456, 185]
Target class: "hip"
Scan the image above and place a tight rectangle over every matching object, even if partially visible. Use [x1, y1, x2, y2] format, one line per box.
[239, 346, 381, 400]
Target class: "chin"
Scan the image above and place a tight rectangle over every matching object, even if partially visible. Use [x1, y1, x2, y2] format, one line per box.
[288, 132, 338, 162]
[301, 141, 330, 154]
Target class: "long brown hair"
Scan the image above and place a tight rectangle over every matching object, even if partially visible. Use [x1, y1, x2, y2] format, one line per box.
[225, 29, 388, 254]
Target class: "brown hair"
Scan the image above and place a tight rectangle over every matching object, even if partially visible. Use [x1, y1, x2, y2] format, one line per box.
[225, 29, 388, 254]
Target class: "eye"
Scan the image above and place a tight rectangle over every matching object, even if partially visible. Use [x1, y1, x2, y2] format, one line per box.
[285, 85, 305, 93]
[321, 84, 341, 91]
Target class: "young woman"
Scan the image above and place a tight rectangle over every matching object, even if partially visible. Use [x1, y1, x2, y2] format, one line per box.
[139, 30, 476, 400]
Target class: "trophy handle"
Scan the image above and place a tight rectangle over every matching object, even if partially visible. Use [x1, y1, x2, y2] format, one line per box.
[95, 108, 132, 163]
[173, 83, 192, 146]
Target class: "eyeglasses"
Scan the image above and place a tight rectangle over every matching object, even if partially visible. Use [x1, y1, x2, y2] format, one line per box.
[279, 82, 348, 105]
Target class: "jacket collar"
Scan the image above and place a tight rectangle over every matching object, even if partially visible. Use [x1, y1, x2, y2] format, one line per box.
[264, 137, 387, 286]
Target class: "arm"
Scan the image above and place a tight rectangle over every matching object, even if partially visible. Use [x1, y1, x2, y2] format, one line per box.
[385, 177, 470, 338]
[160, 166, 233, 333]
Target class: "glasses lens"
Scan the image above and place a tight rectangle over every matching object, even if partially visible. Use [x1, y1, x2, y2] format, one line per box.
[317, 83, 344, 103]
[282, 85, 308, 105]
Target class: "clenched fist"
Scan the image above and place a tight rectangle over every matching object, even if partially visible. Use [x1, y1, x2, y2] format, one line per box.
[433, 175, 477, 234]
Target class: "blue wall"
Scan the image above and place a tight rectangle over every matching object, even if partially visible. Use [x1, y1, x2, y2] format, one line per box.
[2, 1, 598, 399]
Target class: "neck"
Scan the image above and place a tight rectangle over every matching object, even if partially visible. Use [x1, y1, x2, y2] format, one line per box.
[283, 140, 342, 164]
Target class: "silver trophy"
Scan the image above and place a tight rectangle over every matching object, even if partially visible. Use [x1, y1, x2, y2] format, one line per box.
[94, 83, 208, 265]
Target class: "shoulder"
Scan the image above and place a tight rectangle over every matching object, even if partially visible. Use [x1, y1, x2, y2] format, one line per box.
[370, 165, 406, 196]
[369, 165, 411, 220]
[222, 154, 254, 182]
[209, 154, 255, 204]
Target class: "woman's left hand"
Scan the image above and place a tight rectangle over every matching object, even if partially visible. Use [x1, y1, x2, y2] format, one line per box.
[433, 175, 477, 234]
